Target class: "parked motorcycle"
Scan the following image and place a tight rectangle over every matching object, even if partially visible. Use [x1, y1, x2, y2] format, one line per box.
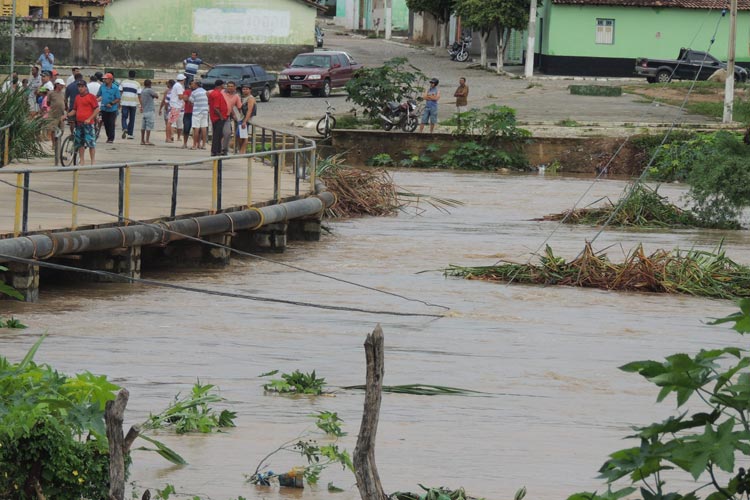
[379, 99, 419, 133]
[448, 35, 472, 62]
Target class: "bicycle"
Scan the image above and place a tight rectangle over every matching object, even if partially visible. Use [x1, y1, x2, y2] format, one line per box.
[59, 128, 78, 167]
[316, 100, 336, 138]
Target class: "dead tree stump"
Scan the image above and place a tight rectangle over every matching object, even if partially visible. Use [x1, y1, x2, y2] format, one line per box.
[354, 325, 387, 500]
[105, 388, 140, 500]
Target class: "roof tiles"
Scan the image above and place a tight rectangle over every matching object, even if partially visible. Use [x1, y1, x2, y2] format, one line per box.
[552, 0, 750, 8]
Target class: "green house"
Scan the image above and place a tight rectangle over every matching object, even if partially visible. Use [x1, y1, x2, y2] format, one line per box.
[538, 0, 750, 76]
[92, 0, 322, 69]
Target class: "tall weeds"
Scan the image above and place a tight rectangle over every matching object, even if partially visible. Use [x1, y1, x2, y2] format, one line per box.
[0, 84, 48, 162]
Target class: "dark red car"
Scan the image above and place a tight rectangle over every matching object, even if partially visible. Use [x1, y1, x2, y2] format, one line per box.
[278, 51, 362, 98]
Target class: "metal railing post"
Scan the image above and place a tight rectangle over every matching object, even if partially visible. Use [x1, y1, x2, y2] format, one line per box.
[123, 165, 131, 223]
[13, 173, 22, 236]
[310, 149, 317, 193]
[217, 159, 223, 211]
[170, 165, 179, 218]
[273, 152, 280, 203]
[211, 159, 219, 213]
[246, 157, 253, 207]
[117, 167, 125, 222]
[2, 125, 10, 167]
[294, 137, 300, 196]
[21, 172, 29, 235]
[71, 170, 79, 230]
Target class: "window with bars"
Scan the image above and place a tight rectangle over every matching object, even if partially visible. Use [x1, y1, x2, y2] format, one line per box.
[596, 18, 615, 44]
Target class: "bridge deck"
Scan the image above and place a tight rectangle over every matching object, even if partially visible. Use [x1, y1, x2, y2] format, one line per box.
[0, 139, 304, 236]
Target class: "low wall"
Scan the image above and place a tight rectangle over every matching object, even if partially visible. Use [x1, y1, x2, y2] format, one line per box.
[331, 130, 645, 175]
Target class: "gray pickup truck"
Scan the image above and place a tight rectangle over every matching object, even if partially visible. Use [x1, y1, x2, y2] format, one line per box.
[635, 48, 748, 83]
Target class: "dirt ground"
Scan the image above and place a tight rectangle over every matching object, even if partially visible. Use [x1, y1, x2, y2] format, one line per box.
[624, 83, 749, 103]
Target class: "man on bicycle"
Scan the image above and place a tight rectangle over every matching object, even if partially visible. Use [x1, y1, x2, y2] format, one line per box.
[67, 81, 99, 165]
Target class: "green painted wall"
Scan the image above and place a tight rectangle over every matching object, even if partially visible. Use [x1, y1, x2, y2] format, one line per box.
[540, 4, 750, 62]
[392, 0, 409, 30]
[95, 0, 317, 45]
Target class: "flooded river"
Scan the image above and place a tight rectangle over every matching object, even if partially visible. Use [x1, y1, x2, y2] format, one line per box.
[1, 171, 748, 500]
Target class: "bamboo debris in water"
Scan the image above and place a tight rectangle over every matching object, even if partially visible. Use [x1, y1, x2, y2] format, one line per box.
[321, 167, 401, 218]
[538, 184, 715, 228]
[446, 242, 750, 299]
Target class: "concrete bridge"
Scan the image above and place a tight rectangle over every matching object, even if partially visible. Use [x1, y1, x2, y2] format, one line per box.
[0, 124, 333, 301]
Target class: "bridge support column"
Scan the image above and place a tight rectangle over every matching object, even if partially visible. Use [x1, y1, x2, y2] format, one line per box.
[202, 233, 233, 267]
[288, 216, 322, 242]
[79, 246, 142, 282]
[1, 262, 39, 302]
[232, 223, 287, 254]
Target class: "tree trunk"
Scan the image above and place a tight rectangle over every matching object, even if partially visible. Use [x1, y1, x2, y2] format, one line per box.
[353, 325, 386, 500]
[495, 24, 505, 73]
[106, 389, 131, 500]
[480, 32, 489, 68]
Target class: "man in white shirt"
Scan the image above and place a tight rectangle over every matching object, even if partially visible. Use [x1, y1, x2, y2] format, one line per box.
[66, 67, 81, 85]
[167, 73, 186, 143]
[119, 70, 141, 139]
[87, 72, 102, 97]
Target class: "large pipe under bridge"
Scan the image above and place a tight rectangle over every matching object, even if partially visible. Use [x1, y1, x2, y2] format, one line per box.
[0, 124, 335, 301]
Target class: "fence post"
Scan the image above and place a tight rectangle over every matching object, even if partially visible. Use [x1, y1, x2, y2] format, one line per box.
[294, 137, 300, 196]
[2, 126, 10, 167]
[123, 166, 131, 223]
[211, 159, 219, 213]
[21, 172, 29, 235]
[170, 165, 179, 218]
[71, 170, 79, 230]
[310, 149, 317, 193]
[118, 167, 125, 222]
[13, 173, 22, 236]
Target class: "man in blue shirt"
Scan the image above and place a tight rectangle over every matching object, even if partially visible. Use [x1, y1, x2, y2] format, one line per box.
[183, 51, 213, 84]
[37, 47, 54, 72]
[97, 72, 121, 143]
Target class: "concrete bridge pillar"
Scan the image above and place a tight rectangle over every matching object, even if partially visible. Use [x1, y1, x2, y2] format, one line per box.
[78, 246, 142, 282]
[1, 262, 40, 302]
[288, 217, 322, 242]
[232, 223, 288, 254]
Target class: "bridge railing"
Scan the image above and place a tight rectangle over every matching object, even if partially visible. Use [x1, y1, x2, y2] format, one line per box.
[0, 123, 317, 237]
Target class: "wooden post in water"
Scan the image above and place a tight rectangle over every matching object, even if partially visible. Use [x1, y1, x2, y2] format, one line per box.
[105, 389, 140, 500]
[354, 325, 387, 500]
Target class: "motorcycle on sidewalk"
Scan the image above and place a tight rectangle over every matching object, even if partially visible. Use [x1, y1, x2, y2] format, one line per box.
[448, 35, 472, 62]
[378, 98, 420, 133]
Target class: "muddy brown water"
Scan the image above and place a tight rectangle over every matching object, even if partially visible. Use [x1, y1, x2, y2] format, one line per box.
[1, 171, 747, 500]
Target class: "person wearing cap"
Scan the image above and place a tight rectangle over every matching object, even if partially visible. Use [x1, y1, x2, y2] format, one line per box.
[37, 46, 55, 73]
[188, 79, 209, 149]
[47, 78, 67, 142]
[167, 74, 186, 144]
[97, 72, 121, 143]
[37, 86, 49, 118]
[418, 77, 441, 134]
[67, 81, 99, 165]
[41, 71, 54, 92]
[120, 70, 141, 140]
[65, 73, 84, 132]
[208, 79, 228, 157]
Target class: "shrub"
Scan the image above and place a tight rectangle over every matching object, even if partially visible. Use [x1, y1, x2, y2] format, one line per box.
[568, 85, 622, 97]
[345, 57, 426, 119]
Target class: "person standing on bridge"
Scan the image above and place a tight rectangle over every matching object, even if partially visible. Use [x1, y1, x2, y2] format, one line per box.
[97, 73, 121, 144]
[208, 79, 228, 157]
[67, 80, 99, 165]
[120, 70, 141, 140]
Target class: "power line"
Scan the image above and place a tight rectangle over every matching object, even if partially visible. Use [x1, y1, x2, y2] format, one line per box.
[0, 252, 445, 319]
[0, 171, 449, 313]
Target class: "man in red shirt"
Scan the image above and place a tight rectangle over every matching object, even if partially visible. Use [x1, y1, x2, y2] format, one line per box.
[208, 79, 228, 157]
[181, 80, 195, 149]
[66, 80, 100, 165]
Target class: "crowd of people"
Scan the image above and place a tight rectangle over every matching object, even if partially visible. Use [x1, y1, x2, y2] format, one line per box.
[2, 49, 257, 165]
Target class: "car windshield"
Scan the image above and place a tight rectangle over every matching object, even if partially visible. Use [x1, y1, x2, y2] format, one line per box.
[207, 67, 242, 79]
[290, 55, 330, 68]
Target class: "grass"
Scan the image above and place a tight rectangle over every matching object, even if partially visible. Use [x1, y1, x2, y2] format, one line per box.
[446, 242, 750, 300]
[555, 118, 580, 127]
[624, 81, 750, 121]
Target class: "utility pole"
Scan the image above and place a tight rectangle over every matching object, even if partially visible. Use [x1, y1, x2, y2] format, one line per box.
[10, 0, 17, 76]
[723, 0, 738, 123]
[524, 0, 537, 78]
[385, 0, 392, 39]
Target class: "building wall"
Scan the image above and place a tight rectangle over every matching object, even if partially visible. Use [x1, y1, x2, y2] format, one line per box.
[0, 0, 47, 17]
[541, 4, 750, 63]
[58, 3, 105, 17]
[94, 0, 317, 46]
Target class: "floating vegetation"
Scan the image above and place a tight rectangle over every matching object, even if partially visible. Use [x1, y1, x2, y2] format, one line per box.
[343, 384, 482, 396]
[260, 369, 327, 395]
[317, 154, 463, 218]
[446, 243, 750, 299]
[144, 381, 236, 434]
[538, 184, 727, 228]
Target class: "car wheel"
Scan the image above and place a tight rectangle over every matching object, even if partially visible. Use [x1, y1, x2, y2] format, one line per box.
[656, 70, 671, 83]
[321, 79, 331, 98]
[261, 85, 271, 102]
[280, 87, 291, 97]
